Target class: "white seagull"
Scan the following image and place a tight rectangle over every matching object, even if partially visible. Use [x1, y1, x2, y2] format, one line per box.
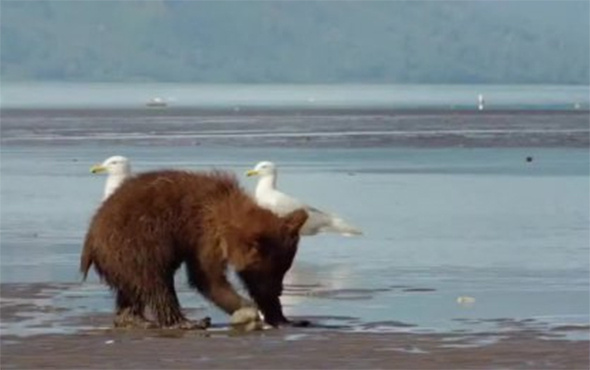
[90, 155, 132, 200]
[246, 161, 362, 237]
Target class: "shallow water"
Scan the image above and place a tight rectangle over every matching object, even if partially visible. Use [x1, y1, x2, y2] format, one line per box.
[1, 134, 589, 337]
[2, 83, 588, 110]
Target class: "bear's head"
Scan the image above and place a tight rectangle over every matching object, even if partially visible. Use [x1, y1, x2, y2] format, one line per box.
[233, 208, 308, 326]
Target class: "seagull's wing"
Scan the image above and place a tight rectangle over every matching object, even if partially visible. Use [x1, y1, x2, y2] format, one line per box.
[267, 190, 309, 216]
[318, 212, 363, 236]
[294, 205, 361, 237]
[299, 207, 333, 235]
[258, 188, 363, 237]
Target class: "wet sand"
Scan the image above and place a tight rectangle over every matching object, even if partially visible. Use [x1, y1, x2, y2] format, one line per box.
[3, 328, 589, 370]
[1, 109, 588, 148]
[1, 283, 588, 369]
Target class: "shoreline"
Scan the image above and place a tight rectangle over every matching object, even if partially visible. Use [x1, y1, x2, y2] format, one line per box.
[2, 282, 589, 369]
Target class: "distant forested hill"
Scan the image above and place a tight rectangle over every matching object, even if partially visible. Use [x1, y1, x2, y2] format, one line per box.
[1, 1, 588, 84]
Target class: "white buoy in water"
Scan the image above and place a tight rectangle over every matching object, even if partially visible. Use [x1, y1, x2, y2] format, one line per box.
[146, 97, 167, 108]
[478, 94, 485, 111]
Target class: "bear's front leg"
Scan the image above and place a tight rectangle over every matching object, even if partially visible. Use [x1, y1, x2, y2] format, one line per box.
[199, 274, 255, 314]
[237, 271, 307, 328]
[253, 294, 312, 328]
[187, 257, 255, 315]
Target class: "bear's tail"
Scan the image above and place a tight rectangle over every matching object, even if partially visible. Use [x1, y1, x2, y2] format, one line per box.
[80, 235, 94, 281]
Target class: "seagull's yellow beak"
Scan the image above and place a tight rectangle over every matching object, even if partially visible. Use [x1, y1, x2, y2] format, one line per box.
[90, 164, 107, 174]
[245, 169, 259, 177]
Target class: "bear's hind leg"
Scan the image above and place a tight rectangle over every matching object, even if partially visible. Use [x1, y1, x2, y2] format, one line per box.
[113, 290, 154, 329]
[147, 278, 210, 330]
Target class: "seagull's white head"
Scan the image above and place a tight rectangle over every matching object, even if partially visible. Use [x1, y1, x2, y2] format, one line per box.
[246, 161, 277, 178]
[90, 155, 131, 176]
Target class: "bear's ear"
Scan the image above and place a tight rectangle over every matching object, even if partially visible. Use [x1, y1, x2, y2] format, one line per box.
[282, 209, 308, 235]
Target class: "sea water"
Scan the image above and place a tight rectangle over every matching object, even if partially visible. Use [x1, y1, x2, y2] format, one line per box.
[2, 83, 589, 110]
[1, 141, 588, 334]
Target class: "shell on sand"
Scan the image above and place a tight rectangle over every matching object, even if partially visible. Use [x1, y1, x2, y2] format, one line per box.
[230, 307, 265, 332]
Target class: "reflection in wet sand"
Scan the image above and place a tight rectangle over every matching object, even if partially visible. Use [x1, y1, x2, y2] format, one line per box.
[281, 262, 382, 305]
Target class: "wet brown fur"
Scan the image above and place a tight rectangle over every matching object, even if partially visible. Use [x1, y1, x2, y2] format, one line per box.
[81, 170, 308, 329]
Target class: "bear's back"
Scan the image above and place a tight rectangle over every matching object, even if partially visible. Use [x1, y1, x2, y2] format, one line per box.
[102, 169, 238, 212]
[87, 170, 244, 252]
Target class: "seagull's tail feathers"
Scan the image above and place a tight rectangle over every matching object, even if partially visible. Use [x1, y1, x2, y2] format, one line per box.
[323, 215, 363, 237]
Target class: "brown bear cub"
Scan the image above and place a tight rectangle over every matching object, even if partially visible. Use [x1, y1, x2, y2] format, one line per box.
[81, 170, 308, 329]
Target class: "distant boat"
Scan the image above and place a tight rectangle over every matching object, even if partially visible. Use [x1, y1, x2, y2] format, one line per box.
[146, 97, 167, 108]
[477, 94, 485, 111]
